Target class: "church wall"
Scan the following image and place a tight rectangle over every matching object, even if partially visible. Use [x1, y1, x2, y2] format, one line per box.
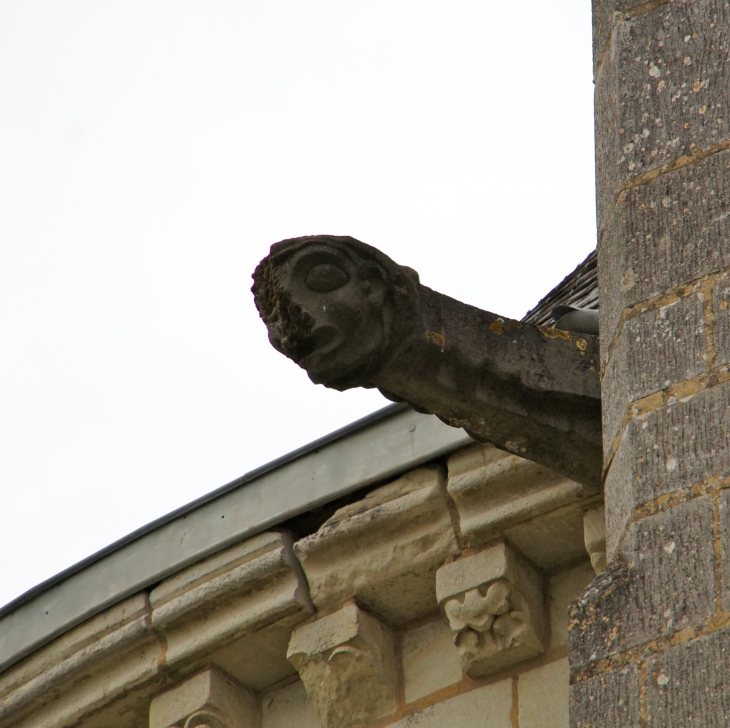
[0, 441, 600, 728]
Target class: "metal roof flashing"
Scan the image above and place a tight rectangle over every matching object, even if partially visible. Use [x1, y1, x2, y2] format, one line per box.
[0, 403, 473, 674]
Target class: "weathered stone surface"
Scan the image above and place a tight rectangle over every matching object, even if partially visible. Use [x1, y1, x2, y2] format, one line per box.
[583, 506, 607, 574]
[287, 604, 397, 728]
[391, 680, 513, 728]
[149, 667, 258, 728]
[604, 381, 730, 556]
[504, 501, 592, 572]
[261, 679, 320, 728]
[402, 617, 463, 704]
[447, 442, 590, 549]
[253, 235, 602, 488]
[294, 466, 459, 624]
[0, 594, 161, 728]
[602, 294, 707, 451]
[569, 498, 715, 668]
[518, 658, 569, 728]
[595, 0, 730, 235]
[646, 627, 730, 726]
[718, 489, 730, 613]
[436, 541, 546, 678]
[569, 667, 640, 728]
[598, 150, 730, 342]
[549, 562, 595, 650]
[712, 272, 730, 366]
[150, 531, 313, 689]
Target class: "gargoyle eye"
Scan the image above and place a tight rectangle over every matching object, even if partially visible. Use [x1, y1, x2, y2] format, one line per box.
[305, 263, 350, 293]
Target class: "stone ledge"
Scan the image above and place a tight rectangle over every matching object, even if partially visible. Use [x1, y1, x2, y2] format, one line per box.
[0, 594, 160, 728]
[447, 443, 591, 555]
[151, 531, 314, 690]
[294, 466, 460, 624]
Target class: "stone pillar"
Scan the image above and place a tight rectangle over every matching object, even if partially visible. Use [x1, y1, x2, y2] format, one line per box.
[570, 1, 730, 725]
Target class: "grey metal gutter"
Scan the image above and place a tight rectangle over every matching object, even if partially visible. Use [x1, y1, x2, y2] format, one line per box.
[0, 404, 473, 674]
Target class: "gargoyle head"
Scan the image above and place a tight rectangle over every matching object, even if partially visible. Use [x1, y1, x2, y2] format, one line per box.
[252, 235, 419, 391]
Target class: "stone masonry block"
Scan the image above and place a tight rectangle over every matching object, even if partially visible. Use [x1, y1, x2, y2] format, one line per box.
[646, 627, 730, 726]
[150, 531, 313, 690]
[595, 0, 730, 233]
[436, 541, 546, 678]
[294, 466, 459, 624]
[604, 381, 730, 556]
[549, 562, 596, 650]
[602, 294, 706, 452]
[149, 667, 258, 728]
[447, 442, 589, 549]
[518, 658, 569, 728]
[261, 680, 320, 728]
[712, 272, 730, 366]
[719, 490, 730, 613]
[598, 148, 730, 344]
[287, 603, 397, 728]
[402, 618, 462, 704]
[569, 498, 715, 668]
[569, 666, 640, 728]
[391, 679, 513, 728]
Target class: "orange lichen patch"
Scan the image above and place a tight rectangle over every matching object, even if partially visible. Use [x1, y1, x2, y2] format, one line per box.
[576, 338, 588, 354]
[537, 325, 570, 340]
[490, 320, 504, 334]
[425, 330, 446, 348]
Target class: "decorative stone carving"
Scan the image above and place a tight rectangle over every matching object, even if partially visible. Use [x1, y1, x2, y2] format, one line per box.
[293, 465, 460, 624]
[252, 235, 602, 488]
[436, 541, 546, 677]
[149, 667, 258, 728]
[583, 505, 607, 574]
[287, 603, 397, 728]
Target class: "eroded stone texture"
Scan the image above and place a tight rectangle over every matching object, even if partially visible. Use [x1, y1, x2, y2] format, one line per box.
[287, 604, 397, 728]
[436, 541, 546, 678]
[712, 272, 730, 366]
[294, 466, 459, 624]
[718, 489, 730, 614]
[601, 294, 707, 452]
[569, 498, 715, 668]
[252, 235, 602, 488]
[150, 531, 314, 689]
[604, 382, 730, 557]
[646, 628, 730, 726]
[447, 442, 590, 549]
[598, 150, 730, 344]
[569, 667, 640, 728]
[149, 667, 258, 728]
[595, 0, 730, 235]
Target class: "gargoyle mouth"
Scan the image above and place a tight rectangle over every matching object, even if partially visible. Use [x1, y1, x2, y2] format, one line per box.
[297, 326, 340, 369]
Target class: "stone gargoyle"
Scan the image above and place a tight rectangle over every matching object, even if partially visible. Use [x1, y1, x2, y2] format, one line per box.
[252, 235, 602, 489]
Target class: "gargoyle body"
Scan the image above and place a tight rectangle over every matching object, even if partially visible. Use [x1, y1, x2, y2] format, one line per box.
[252, 236, 602, 489]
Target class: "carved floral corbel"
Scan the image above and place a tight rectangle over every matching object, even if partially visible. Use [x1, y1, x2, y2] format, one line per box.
[436, 541, 546, 677]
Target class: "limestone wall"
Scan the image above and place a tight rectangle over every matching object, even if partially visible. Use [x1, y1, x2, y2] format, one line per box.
[0, 442, 602, 728]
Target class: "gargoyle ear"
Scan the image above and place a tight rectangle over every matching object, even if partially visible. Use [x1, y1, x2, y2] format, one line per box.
[401, 266, 420, 286]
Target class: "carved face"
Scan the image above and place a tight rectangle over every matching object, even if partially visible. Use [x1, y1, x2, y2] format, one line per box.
[252, 236, 418, 391]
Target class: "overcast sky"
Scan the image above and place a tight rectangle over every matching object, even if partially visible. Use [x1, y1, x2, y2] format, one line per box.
[0, 1, 595, 609]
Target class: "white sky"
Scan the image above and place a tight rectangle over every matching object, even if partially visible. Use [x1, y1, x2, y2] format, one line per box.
[0, 1, 595, 609]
